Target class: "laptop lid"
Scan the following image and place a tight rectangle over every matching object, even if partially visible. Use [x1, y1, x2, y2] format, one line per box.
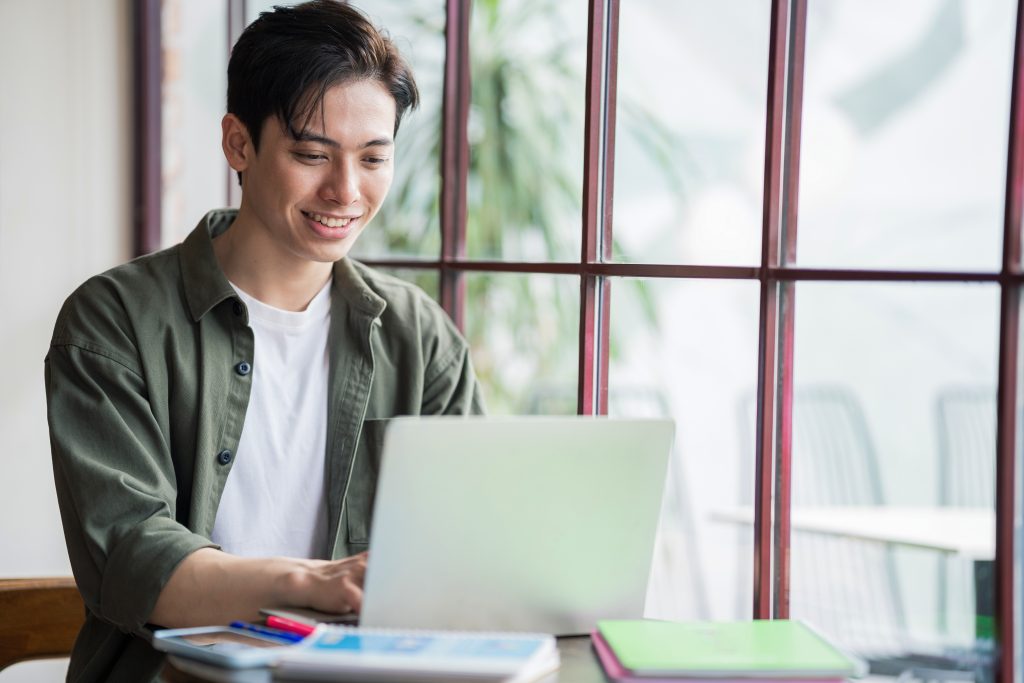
[359, 416, 674, 635]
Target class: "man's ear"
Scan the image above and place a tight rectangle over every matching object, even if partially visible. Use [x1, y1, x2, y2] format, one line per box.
[222, 114, 254, 173]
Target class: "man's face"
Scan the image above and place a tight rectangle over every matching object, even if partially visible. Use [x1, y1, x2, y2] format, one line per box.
[233, 79, 397, 264]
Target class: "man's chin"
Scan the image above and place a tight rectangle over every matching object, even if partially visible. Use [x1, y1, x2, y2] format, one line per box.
[304, 241, 359, 264]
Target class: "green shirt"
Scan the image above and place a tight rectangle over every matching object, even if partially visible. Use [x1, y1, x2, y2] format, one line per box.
[45, 210, 484, 682]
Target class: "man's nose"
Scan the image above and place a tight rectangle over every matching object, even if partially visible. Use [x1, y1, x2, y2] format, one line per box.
[323, 163, 360, 205]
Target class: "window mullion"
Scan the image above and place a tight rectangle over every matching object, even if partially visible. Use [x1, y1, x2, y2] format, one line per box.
[995, 3, 1024, 683]
[578, 0, 618, 415]
[754, 0, 807, 620]
[772, 0, 808, 621]
[134, 0, 162, 256]
[439, 0, 471, 330]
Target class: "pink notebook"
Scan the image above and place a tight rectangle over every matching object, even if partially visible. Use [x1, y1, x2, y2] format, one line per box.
[590, 631, 843, 683]
[592, 630, 684, 683]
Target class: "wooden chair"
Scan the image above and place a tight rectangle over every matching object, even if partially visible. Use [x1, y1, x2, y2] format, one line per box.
[0, 577, 84, 672]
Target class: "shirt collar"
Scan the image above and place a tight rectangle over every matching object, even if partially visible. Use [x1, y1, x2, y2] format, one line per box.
[180, 210, 237, 322]
[179, 209, 387, 322]
[331, 258, 387, 319]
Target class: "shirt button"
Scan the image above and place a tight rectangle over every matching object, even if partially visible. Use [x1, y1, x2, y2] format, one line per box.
[235, 361, 251, 376]
[217, 449, 232, 465]
[232, 300, 244, 316]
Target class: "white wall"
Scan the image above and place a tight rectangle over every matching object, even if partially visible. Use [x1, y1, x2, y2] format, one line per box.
[0, 0, 131, 679]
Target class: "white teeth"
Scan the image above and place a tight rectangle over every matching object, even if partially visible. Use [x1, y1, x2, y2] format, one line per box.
[308, 212, 352, 228]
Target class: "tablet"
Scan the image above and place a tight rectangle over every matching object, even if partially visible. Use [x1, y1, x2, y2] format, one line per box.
[151, 626, 294, 668]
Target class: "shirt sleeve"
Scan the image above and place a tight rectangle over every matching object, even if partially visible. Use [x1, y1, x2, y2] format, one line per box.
[419, 313, 487, 417]
[45, 342, 215, 633]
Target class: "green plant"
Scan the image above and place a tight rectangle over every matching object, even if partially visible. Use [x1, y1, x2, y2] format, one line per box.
[362, 0, 674, 412]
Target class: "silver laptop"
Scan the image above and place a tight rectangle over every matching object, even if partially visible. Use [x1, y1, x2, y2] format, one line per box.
[359, 416, 674, 635]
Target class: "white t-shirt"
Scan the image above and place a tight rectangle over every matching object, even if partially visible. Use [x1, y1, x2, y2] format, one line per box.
[211, 279, 332, 559]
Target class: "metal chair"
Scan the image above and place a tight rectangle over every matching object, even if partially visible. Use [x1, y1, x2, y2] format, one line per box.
[788, 387, 909, 655]
[0, 577, 83, 672]
[737, 385, 987, 680]
[736, 386, 908, 655]
[936, 386, 995, 509]
[934, 386, 996, 639]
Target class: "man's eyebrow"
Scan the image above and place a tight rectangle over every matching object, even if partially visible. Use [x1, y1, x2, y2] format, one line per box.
[291, 131, 393, 149]
[292, 131, 340, 148]
[361, 137, 394, 149]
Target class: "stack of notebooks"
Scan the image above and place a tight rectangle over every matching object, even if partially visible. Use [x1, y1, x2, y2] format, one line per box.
[152, 622, 559, 683]
[592, 620, 865, 683]
[277, 626, 559, 682]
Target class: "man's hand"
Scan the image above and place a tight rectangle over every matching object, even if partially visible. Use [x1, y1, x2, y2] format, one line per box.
[283, 552, 368, 615]
[150, 548, 369, 628]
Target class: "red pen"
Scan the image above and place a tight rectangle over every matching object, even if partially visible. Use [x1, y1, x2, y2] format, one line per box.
[265, 615, 316, 637]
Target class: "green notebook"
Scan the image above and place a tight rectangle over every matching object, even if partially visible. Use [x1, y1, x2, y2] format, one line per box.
[596, 620, 864, 678]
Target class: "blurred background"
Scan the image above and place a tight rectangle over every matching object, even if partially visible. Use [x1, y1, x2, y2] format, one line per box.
[0, 0, 1014, 681]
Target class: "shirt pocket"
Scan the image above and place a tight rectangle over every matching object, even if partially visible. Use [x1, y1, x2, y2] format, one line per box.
[345, 417, 391, 547]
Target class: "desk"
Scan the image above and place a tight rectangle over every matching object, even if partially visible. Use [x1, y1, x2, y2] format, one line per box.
[710, 506, 994, 559]
[160, 635, 605, 682]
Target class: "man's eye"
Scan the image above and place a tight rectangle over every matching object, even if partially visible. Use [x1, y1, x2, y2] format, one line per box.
[364, 156, 389, 165]
[296, 152, 327, 162]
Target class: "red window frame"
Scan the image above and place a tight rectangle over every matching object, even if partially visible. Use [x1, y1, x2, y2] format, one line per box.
[135, 2, 1023, 681]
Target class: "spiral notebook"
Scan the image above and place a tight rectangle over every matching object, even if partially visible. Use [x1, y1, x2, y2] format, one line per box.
[274, 625, 560, 682]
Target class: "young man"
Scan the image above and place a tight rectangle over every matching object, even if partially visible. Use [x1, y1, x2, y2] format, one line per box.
[45, 2, 483, 680]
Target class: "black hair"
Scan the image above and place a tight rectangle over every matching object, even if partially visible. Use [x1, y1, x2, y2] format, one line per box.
[227, 0, 419, 153]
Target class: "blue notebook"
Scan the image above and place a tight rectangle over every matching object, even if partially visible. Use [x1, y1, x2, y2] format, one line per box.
[275, 625, 559, 682]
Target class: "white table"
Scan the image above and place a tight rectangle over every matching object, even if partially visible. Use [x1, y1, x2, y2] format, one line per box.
[710, 506, 994, 559]
[712, 504, 996, 674]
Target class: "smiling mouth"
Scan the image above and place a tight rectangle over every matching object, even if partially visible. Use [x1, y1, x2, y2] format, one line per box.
[302, 210, 358, 229]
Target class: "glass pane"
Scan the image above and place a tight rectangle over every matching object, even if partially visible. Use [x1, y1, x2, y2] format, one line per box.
[465, 0, 587, 262]
[365, 267, 439, 303]
[608, 278, 761, 621]
[790, 282, 999, 679]
[462, 273, 578, 414]
[613, 1, 769, 266]
[162, 0, 230, 247]
[797, 1, 1015, 271]
[353, 1, 445, 259]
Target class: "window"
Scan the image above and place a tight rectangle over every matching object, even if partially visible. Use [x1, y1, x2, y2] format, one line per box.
[143, 2, 1023, 681]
